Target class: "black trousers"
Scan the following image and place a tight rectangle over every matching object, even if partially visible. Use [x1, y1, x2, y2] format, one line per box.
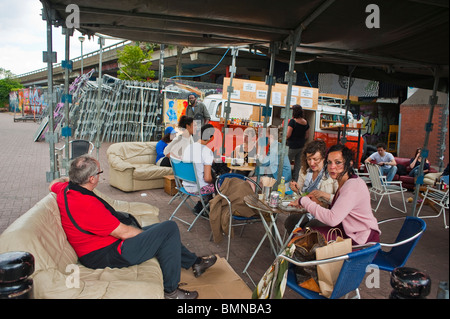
[121, 220, 198, 292]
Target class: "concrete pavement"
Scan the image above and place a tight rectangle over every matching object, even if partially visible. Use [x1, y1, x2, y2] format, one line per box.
[0, 112, 448, 299]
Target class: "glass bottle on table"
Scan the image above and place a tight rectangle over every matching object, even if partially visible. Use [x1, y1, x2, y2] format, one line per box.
[277, 176, 286, 199]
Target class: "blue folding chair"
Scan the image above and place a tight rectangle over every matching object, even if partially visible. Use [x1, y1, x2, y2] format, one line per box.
[369, 217, 426, 272]
[169, 158, 214, 231]
[280, 243, 381, 299]
[215, 173, 262, 261]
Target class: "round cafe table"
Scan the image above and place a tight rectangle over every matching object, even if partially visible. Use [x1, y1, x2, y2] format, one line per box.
[242, 194, 306, 284]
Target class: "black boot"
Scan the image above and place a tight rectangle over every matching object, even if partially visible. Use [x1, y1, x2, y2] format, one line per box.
[193, 201, 203, 215]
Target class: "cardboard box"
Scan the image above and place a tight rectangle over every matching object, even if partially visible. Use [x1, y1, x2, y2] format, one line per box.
[180, 256, 252, 299]
[164, 175, 177, 196]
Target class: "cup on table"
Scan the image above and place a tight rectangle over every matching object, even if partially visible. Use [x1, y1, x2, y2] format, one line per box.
[225, 157, 232, 167]
[248, 157, 256, 167]
[236, 158, 244, 166]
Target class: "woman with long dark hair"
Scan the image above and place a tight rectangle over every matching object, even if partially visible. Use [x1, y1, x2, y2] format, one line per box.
[286, 104, 310, 181]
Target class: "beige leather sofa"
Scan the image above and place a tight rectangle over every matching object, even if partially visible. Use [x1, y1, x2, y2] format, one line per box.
[0, 190, 164, 299]
[107, 142, 173, 192]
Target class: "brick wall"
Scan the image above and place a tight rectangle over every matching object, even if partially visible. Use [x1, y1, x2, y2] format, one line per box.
[399, 104, 449, 169]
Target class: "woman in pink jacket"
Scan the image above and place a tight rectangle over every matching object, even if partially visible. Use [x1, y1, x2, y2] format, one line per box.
[291, 144, 380, 245]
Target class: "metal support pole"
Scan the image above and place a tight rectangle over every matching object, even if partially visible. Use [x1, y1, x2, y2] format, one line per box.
[275, 0, 335, 185]
[62, 27, 73, 173]
[221, 47, 237, 154]
[276, 31, 302, 185]
[341, 66, 356, 145]
[79, 35, 85, 75]
[95, 36, 105, 159]
[437, 94, 449, 171]
[263, 42, 277, 128]
[411, 72, 440, 217]
[42, 4, 59, 182]
[157, 43, 165, 139]
[140, 88, 144, 142]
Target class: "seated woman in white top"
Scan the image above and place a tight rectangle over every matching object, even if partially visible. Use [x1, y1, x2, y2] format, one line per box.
[164, 115, 194, 160]
[285, 139, 338, 232]
[181, 124, 215, 195]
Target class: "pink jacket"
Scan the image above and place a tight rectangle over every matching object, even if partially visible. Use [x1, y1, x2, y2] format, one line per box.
[300, 176, 380, 245]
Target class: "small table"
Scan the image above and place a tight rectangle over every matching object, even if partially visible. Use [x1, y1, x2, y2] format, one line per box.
[242, 194, 306, 284]
[229, 164, 256, 173]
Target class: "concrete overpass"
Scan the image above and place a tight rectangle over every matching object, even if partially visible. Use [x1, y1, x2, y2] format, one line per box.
[15, 41, 130, 87]
[14, 42, 270, 87]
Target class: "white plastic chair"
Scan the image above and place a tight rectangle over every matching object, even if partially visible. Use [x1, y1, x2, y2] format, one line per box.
[416, 186, 449, 229]
[366, 162, 407, 213]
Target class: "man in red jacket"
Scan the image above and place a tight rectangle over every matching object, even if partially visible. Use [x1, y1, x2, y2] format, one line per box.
[49, 155, 216, 299]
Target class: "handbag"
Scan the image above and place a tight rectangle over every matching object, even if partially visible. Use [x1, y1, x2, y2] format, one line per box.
[315, 228, 352, 298]
[288, 228, 327, 292]
[252, 244, 295, 299]
[64, 186, 142, 236]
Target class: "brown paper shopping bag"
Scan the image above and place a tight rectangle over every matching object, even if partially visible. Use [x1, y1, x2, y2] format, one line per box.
[315, 234, 352, 298]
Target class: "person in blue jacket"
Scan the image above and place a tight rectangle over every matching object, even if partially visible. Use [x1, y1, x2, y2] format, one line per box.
[156, 126, 177, 167]
[256, 125, 292, 183]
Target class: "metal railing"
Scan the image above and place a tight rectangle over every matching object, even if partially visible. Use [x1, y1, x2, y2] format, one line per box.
[14, 40, 131, 79]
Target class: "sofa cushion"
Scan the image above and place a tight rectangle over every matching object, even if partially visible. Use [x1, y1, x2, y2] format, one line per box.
[132, 164, 173, 180]
[93, 189, 160, 226]
[107, 142, 158, 166]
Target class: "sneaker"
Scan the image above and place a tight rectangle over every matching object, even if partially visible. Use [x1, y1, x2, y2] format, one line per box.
[192, 255, 217, 278]
[164, 287, 198, 299]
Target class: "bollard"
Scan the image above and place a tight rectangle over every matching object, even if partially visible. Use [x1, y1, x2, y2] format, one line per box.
[0, 251, 35, 299]
[389, 267, 431, 299]
[437, 281, 449, 299]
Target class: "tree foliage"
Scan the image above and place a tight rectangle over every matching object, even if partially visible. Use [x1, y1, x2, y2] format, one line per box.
[0, 68, 23, 107]
[117, 44, 155, 82]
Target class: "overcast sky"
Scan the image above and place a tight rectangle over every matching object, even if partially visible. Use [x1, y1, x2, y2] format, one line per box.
[0, 0, 123, 76]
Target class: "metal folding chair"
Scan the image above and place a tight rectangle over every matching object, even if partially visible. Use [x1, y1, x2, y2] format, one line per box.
[55, 139, 95, 173]
[215, 173, 262, 261]
[169, 158, 214, 231]
[279, 243, 381, 299]
[366, 162, 407, 213]
[416, 186, 449, 229]
[56, 139, 95, 160]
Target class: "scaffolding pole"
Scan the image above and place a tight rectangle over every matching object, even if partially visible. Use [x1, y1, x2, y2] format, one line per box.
[95, 36, 105, 160]
[411, 72, 441, 217]
[42, 3, 59, 182]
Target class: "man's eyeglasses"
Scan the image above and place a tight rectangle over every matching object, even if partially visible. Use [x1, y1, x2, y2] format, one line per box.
[95, 170, 103, 176]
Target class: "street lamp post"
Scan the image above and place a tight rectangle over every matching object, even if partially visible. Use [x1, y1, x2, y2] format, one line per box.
[78, 35, 85, 75]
